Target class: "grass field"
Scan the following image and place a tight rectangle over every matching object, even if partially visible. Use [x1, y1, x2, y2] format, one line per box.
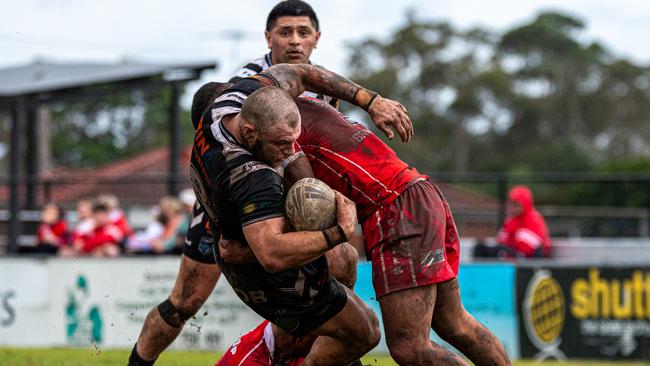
[1, 348, 649, 366]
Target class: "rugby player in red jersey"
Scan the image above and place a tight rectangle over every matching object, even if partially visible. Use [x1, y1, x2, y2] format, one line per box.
[213, 93, 511, 365]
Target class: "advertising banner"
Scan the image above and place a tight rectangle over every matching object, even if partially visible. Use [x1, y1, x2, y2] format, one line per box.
[46, 258, 261, 351]
[0, 259, 52, 346]
[517, 265, 650, 360]
[1, 257, 519, 355]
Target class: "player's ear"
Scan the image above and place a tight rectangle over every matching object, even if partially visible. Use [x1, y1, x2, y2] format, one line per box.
[264, 30, 272, 49]
[241, 123, 258, 146]
[314, 30, 321, 47]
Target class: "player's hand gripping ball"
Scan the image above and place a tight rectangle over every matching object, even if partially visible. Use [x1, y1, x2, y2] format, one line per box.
[285, 178, 336, 231]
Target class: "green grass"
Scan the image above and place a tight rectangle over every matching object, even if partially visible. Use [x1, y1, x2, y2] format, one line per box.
[0, 348, 649, 366]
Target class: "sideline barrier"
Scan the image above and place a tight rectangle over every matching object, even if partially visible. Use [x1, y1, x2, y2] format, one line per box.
[354, 262, 518, 357]
[0, 257, 260, 351]
[0, 257, 517, 357]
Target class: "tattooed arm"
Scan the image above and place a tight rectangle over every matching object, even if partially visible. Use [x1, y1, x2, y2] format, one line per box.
[261, 64, 414, 142]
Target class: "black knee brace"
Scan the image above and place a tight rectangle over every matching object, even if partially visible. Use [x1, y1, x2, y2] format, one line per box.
[157, 298, 193, 328]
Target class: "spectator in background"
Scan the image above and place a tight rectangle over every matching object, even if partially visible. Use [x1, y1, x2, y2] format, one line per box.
[498, 185, 552, 258]
[474, 185, 552, 259]
[77, 202, 122, 257]
[72, 199, 94, 241]
[157, 196, 184, 253]
[59, 199, 95, 257]
[127, 196, 184, 254]
[97, 193, 133, 244]
[172, 189, 196, 254]
[34, 202, 69, 254]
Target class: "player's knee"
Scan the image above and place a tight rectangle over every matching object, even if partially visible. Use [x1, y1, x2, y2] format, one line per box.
[168, 282, 211, 320]
[175, 296, 204, 318]
[157, 297, 199, 328]
[329, 243, 359, 289]
[338, 247, 359, 288]
[357, 303, 381, 351]
[387, 338, 421, 365]
[432, 309, 473, 346]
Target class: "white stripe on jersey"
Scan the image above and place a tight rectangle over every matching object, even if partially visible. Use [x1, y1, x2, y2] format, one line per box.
[263, 321, 275, 362]
[514, 228, 543, 249]
[237, 337, 266, 366]
[210, 121, 250, 163]
[305, 152, 380, 206]
[232, 55, 271, 80]
[303, 145, 396, 194]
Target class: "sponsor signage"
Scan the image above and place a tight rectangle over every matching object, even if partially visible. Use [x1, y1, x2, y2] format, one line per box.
[517, 265, 650, 360]
[1, 257, 519, 355]
[0, 259, 52, 346]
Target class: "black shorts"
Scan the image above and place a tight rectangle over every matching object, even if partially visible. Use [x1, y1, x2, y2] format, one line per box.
[217, 253, 347, 337]
[182, 203, 219, 264]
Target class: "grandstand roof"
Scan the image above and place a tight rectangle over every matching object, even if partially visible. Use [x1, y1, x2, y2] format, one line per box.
[0, 60, 216, 97]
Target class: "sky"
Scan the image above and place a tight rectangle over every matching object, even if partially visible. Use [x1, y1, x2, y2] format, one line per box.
[1, 0, 649, 163]
[2, 0, 650, 83]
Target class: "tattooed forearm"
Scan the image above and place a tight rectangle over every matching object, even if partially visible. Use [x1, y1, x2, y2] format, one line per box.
[263, 64, 369, 106]
[263, 64, 304, 96]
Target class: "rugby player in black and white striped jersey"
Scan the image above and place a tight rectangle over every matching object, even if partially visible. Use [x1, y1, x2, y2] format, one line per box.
[128, 2, 365, 365]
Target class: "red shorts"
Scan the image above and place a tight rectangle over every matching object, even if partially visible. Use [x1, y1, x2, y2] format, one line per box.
[362, 179, 460, 298]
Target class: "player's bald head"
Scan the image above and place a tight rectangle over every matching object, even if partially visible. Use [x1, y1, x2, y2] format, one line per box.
[240, 86, 300, 132]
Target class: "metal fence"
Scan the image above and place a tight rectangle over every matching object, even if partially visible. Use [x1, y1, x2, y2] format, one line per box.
[2, 171, 650, 253]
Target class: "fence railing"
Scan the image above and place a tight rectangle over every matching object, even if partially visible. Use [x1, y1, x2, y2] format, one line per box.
[2, 171, 650, 252]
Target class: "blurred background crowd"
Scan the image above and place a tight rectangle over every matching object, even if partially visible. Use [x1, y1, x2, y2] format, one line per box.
[28, 190, 195, 257]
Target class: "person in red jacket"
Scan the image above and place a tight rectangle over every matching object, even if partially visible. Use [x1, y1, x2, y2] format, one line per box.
[497, 185, 552, 258]
[78, 202, 122, 257]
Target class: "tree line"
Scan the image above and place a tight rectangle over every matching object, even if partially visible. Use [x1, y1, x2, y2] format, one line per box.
[49, 10, 650, 207]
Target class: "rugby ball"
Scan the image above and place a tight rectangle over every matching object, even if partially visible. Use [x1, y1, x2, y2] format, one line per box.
[285, 178, 336, 231]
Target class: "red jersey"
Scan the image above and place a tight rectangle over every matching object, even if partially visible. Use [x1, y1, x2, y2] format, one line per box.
[36, 221, 68, 247]
[216, 320, 303, 366]
[294, 97, 424, 222]
[80, 224, 123, 253]
[110, 209, 133, 238]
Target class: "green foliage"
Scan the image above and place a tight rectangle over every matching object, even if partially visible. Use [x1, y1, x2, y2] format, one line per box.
[566, 158, 650, 207]
[49, 84, 193, 169]
[346, 10, 650, 177]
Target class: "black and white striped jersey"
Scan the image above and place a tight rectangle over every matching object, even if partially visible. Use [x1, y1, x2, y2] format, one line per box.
[228, 52, 337, 106]
[190, 76, 285, 246]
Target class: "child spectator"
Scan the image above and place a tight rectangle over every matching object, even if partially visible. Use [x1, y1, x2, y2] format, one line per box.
[97, 193, 133, 241]
[35, 202, 69, 254]
[60, 199, 95, 257]
[77, 202, 122, 257]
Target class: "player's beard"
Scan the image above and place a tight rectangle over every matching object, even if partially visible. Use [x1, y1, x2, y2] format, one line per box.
[249, 139, 274, 166]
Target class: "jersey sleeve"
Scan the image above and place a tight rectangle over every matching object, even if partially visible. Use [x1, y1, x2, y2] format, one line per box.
[207, 77, 271, 125]
[231, 168, 285, 226]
